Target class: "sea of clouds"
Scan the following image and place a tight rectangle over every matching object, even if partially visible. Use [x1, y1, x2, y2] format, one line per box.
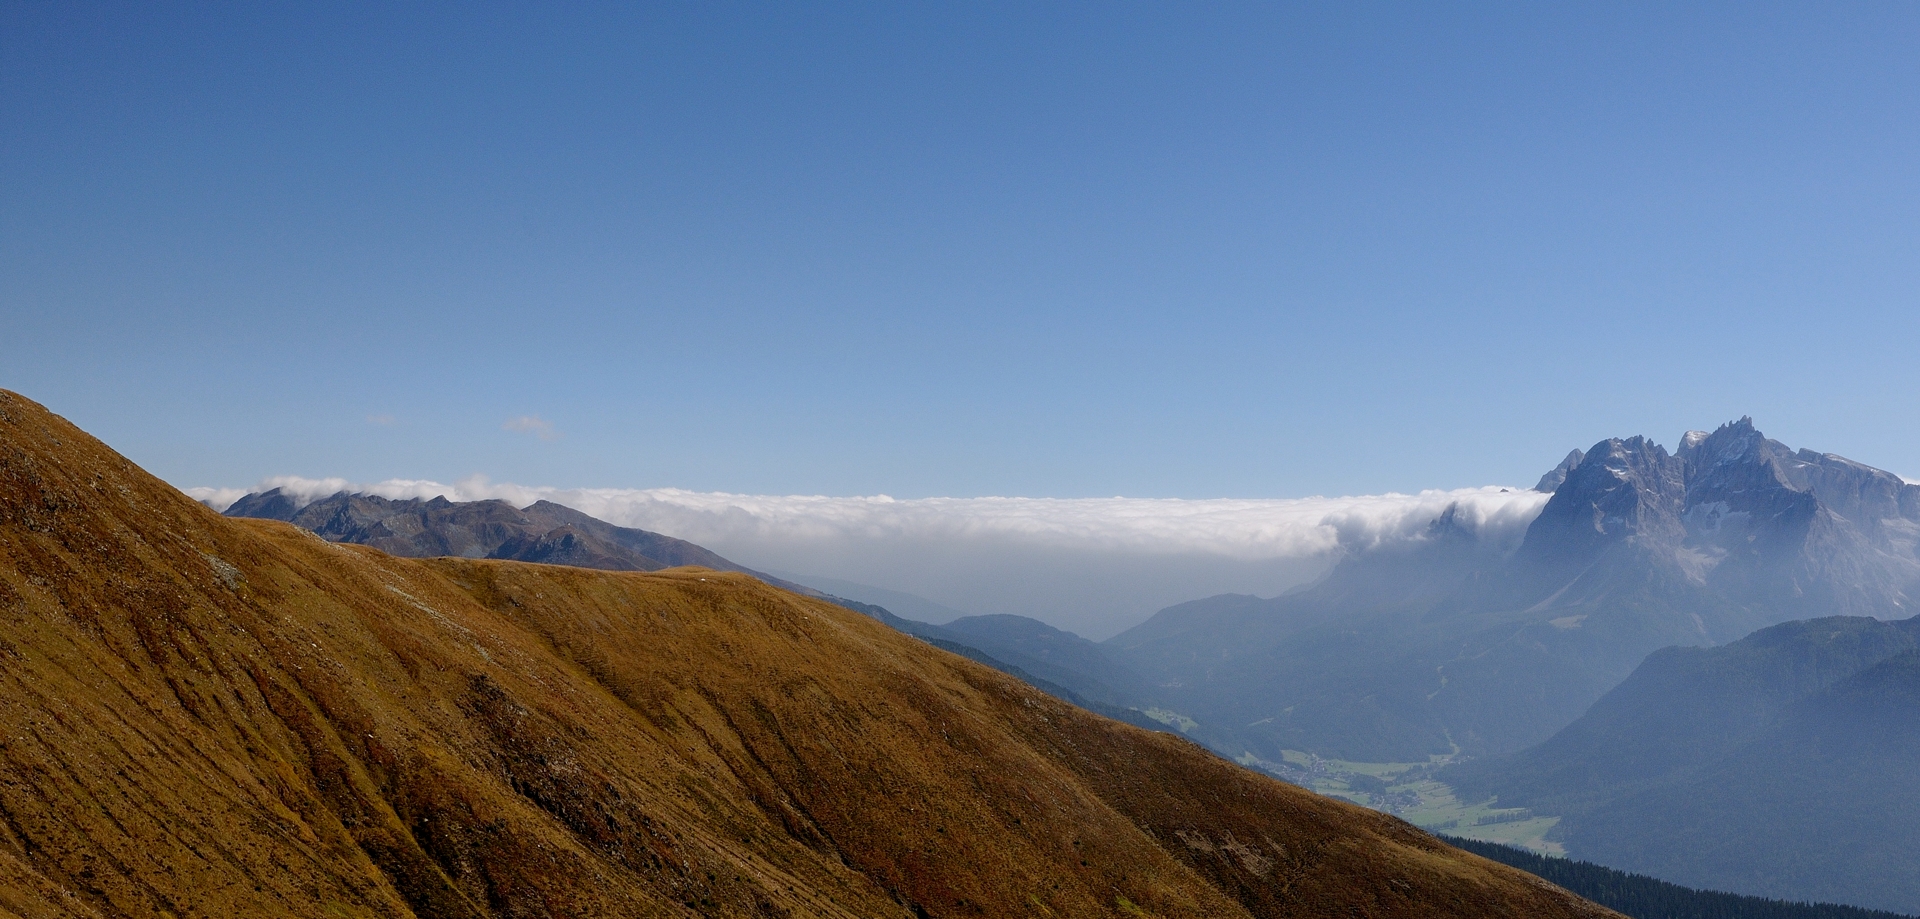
[189, 478, 1551, 639]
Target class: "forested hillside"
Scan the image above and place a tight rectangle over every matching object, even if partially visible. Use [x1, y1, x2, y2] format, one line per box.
[1445, 837, 1914, 919]
[1447, 616, 1920, 912]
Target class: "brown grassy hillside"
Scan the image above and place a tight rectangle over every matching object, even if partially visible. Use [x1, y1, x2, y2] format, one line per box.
[0, 390, 1616, 919]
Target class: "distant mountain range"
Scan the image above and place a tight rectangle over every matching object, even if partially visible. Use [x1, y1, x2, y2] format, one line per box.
[1446, 614, 1920, 913]
[772, 573, 974, 623]
[224, 487, 817, 590]
[1103, 418, 1920, 760]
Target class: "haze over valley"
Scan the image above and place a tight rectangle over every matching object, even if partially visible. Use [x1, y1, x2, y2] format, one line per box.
[193, 478, 1554, 639]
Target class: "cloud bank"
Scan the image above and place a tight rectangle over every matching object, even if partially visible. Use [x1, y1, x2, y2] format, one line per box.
[187, 478, 1549, 639]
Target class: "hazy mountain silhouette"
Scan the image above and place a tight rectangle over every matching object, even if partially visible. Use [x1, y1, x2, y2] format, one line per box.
[772, 573, 974, 624]
[1447, 614, 1920, 913]
[1106, 419, 1920, 760]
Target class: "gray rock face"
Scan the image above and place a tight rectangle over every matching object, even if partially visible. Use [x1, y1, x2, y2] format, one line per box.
[489, 524, 652, 571]
[1607, 419, 1913, 617]
[1521, 436, 1688, 567]
[1533, 449, 1586, 493]
[1515, 417, 1920, 623]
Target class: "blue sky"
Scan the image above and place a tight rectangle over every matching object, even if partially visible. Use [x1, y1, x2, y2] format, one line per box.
[6, 2, 1919, 500]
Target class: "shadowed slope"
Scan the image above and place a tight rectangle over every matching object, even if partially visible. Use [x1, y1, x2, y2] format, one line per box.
[1446, 615, 1920, 817]
[1449, 612, 1920, 912]
[0, 390, 1615, 919]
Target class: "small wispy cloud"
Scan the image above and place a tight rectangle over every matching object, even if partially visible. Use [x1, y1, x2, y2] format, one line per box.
[502, 415, 559, 441]
[367, 414, 397, 426]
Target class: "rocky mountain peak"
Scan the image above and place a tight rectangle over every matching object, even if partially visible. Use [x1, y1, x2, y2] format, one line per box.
[1677, 417, 1775, 473]
[1571, 436, 1680, 505]
[1509, 419, 1920, 619]
[222, 485, 303, 519]
[1535, 449, 1586, 493]
[1517, 436, 1688, 567]
[1678, 429, 1711, 457]
[1679, 420, 1807, 526]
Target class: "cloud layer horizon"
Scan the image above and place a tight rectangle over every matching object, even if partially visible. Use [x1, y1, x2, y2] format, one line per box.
[188, 477, 1550, 639]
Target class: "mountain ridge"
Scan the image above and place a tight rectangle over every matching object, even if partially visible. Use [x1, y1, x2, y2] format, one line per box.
[223, 487, 821, 594]
[225, 489, 1174, 724]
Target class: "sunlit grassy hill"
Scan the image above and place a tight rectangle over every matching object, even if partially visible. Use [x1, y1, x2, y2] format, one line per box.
[0, 390, 1616, 919]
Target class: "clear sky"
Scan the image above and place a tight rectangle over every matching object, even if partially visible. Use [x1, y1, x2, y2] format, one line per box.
[7, 3, 1919, 500]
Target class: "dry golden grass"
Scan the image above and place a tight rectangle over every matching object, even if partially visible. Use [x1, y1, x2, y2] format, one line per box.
[0, 390, 1617, 919]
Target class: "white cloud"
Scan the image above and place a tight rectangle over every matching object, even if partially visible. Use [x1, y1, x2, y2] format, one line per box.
[186, 486, 253, 510]
[184, 476, 1549, 639]
[503, 415, 559, 440]
[190, 477, 1546, 559]
[189, 475, 433, 509]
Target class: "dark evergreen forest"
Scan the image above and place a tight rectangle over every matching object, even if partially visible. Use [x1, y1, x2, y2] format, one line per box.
[1445, 837, 1915, 919]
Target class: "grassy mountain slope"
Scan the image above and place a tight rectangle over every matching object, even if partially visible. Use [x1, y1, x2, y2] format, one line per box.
[0, 389, 1616, 919]
[228, 489, 1174, 724]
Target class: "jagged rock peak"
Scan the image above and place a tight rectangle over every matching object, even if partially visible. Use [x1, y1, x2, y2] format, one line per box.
[1679, 430, 1711, 457]
[1581, 435, 1680, 478]
[1535, 449, 1587, 493]
[1519, 436, 1688, 563]
[1677, 417, 1768, 468]
[1515, 419, 1920, 619]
